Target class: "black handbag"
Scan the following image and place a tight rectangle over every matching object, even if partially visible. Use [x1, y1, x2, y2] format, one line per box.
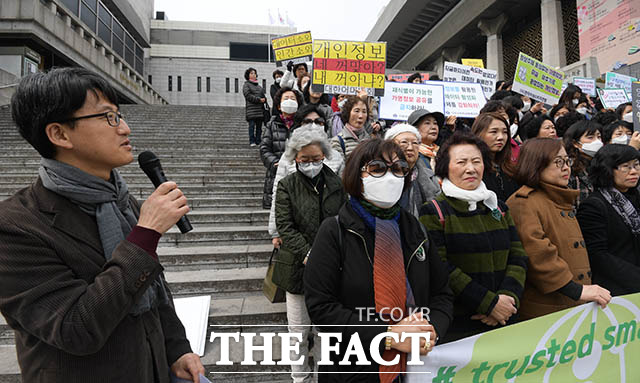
[263, 248, 286, 303]
[263, 101, 271, 122]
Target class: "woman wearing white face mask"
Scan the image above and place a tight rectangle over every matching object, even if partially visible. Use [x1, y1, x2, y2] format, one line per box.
[603, 120, 640, 149]
[563, 120, 604, 206]
[260, 87, 304, 209]
[419, 132, 527, 342]
[304, 139, 454, 379]
[615, 102, 632, 122]
[271, 124, 346, 383]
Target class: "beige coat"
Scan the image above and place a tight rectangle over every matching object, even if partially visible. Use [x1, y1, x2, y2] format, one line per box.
[507, 182, 592, 319]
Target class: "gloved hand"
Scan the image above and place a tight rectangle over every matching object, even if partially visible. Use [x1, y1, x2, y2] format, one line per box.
[287, 61, 294, 73]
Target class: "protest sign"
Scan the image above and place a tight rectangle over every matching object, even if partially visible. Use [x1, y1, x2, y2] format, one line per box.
[312, 39, 386, 96]
[632, 82, 640, 132]
[572, 77, 597, 97]
[271, 31, 313, 67]
[461, 58, 484, 68]
[597, 88, 630, 109]
[408, 293, 640, 382]
[511, 52, 564, 105]
[423, 81, 487, 118]
[443, 61, 497, 99]
[605, 72, 638, 95]
[379, 82, 445, 121]
[387, 73, 430, 83]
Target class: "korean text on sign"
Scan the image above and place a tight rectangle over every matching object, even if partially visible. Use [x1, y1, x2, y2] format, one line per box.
[379, 82, 445, 121]
[605, 72, 638, 96]
[426, 80, 487, 118]
[597, 88, 630, 109]
[271, 31, 313, 67]
[442, 61, 497, 99]
[311, 40, 387, 96]
[511, 52, 565, 105]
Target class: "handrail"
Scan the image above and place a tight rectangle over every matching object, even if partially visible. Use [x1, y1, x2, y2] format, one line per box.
[0, 83, 18, 90]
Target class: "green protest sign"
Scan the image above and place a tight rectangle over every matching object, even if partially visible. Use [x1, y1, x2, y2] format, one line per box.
[408, 293, 640, 382]
[511, 52, 564, 105]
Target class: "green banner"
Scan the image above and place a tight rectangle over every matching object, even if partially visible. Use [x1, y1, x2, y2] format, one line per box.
[407, 293, 640, 382]
[511, 52, 564, 105]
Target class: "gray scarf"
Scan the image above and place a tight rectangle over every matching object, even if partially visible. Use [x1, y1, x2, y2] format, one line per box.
[600, 187, 640, 236]
[39, 158, 169, 316]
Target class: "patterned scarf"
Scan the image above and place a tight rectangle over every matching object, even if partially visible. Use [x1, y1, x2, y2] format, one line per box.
[351, 198, 415, 382]
[280, 113, 294, 129]
[418, 143, 438, 159]
[600, 188, 640, 235]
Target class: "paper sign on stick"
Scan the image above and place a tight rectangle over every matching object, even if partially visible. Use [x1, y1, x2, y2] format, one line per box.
[511, 52, 564, 105]
[271, 31, 313, 67]
[379, 82, 445, 121]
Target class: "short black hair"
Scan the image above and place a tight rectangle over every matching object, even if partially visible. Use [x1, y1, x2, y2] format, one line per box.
[293, 63, 308, 74]
[549, 103, 571, 119]
[272, 69, 284, 79]
[406, 72, 423, 83]
[293, 103, 324, 130]
[273, 87, 304, 113]
[563, 120, 603, 173]
[502, 95, 524, 110]
[434, 132, 492, 179]
[602, 120, 633, 144]
[11, 67, 119, 159]
[490, 90, 512, 101]
[495, 80, 505, 91]
[554, 111, 585, 137]
[589, 144, 640, 189]
[340, 95, 369, 125]
[244, 67, 257, 80]
[479, 100, 506, 114]
[615, 102, 632, 120]
[524, 115, 554, 139]
[592, 110, 618, 126]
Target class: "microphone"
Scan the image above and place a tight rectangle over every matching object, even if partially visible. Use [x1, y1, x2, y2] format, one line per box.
[138, 151, 193, 234]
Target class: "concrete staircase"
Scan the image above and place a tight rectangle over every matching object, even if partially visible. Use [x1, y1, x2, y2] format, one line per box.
[0, 105, 292, 382]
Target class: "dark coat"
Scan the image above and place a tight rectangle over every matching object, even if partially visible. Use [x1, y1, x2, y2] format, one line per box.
[483, 167, 519, 203]
[273, 166, 347, 294]
[577, 190, 640, 296]
[304, 201, 454, 380]
[243, 80, 266, 121]
[270, 82, 280, 102]
[0, 179, 191, 383]
[260, 115, 291, 208]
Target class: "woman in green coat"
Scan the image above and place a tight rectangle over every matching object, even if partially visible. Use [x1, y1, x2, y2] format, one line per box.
[272, 124, 347, 382]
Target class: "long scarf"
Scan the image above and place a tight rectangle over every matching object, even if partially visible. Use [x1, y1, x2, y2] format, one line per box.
[345, 123, 365, 142]
[351, 198, 415, 382]
[418, 143, 438, 159]
[441, 178, 499, 212]
[39, 158, 169, 316]
[600, 188, 640, 235]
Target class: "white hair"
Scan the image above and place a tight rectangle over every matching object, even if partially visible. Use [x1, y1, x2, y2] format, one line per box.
[283, 124, 333, 162]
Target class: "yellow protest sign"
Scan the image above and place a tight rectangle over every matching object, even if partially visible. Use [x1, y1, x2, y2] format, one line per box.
[462, 58, 484, 68]
[271, 31, 313, 67]
[311, 39, 387, 96]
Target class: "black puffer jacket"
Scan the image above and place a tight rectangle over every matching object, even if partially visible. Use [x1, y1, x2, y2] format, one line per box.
[243, 80, 266, 121]
[260, 115, 291, 208]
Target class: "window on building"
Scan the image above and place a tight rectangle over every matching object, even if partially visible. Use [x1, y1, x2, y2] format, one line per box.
[124, 33, 135, 68]
[80, 0, 97, 33]
[234, 78, 238, 93]
[206, 77, 211, 92]
[229, 42, 272, 62]
[177, 76, 182, 92]
[60, 0, 80, 14]
[97, 3, 112, 46]
[168, 76, 172, 92]
[225, 78, 230, 93]
[197, 77, 202, 92]
[112, 20, 125, 57]
[148, 75, 152, 85]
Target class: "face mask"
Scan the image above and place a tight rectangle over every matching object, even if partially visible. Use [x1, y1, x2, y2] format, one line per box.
[297, 160, 323, 178]
[281, 99, 298, 114]
[518, 111, 524, 121]
[572, 99, 579, 106]
[301, 123, 325, 132]
[623, 112, 633, 123]
[510, 124, 519, 138]
[338, 99, 347, 110]
[576, 107, 588, 115]
[361, 172, 405, 208]
[275, 77, 281, 84]
[580, 139, 603, 157]
[554, 116, 561, 124]
[522, 102, 531, 112]
[611, 135, 630, 145]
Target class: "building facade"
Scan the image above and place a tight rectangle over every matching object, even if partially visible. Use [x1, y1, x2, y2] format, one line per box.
[147, 16, 296, 107]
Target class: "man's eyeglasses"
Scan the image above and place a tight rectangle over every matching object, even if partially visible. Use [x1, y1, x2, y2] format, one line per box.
[302, 118, 325, 126]
[361, 160, 410, 178]
[616, 161, 640, 173]
[552, 157, 574, 168]
[61, 111, 123, 127]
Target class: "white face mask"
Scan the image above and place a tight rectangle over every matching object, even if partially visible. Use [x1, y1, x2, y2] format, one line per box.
[281, 99, 298, 114]
[510, 124, 519, 138]
[361, 172, 405, 208]
[518, 111, 524, 121]
[576, 107, 588, 115]
[338, 99, 347, 110]
[623, 112, 633, 123]
[297, 160, 323, 178]
[611, 135, 630, 145]
[580, 139, 603, 157]
[522, 102, 531, 112]
[275, 77, 281, 84]
[572, 99, 579, 106]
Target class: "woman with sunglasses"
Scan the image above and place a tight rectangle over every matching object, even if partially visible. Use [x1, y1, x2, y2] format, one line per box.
[577, 144, 640, 296]
[302, 82, 334, 135]
[419, 132, 527, 342]
[507, 138, 610, 320]
[268, 104, 345, 249]
[304, 139, 453, 381]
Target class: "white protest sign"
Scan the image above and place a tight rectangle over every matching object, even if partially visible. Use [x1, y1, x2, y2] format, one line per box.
[425, 81, 487, 118]
[573, 77, 597, 97]
[597, 88, 630, 109]
[605, 72, 637, 95]
[173, 295, 211, 356]
[443, 61, 497, 99]
[379, 82, 445, 121]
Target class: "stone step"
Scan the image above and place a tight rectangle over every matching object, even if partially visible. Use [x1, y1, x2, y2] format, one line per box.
[0, 166, 266, 175]
[165, 266, 268, 297]
[0, 174, 267, 185]
[0, 157, 263, 166]
[157, 243, 272, 271]
[0, 184, 263, 197]
[160, 225, 270, 247]
[179, 210, 268, 226]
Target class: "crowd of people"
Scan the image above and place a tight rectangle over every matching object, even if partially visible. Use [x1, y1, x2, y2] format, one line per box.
[248, 65, 640, 382]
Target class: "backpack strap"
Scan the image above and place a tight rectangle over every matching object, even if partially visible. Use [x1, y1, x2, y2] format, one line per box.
[337, 135, 346, 156]
[431, 199, 445, 229]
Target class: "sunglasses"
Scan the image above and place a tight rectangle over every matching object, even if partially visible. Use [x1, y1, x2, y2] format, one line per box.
[302, 118, 325, 126]
[361, 160, 410, 178]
